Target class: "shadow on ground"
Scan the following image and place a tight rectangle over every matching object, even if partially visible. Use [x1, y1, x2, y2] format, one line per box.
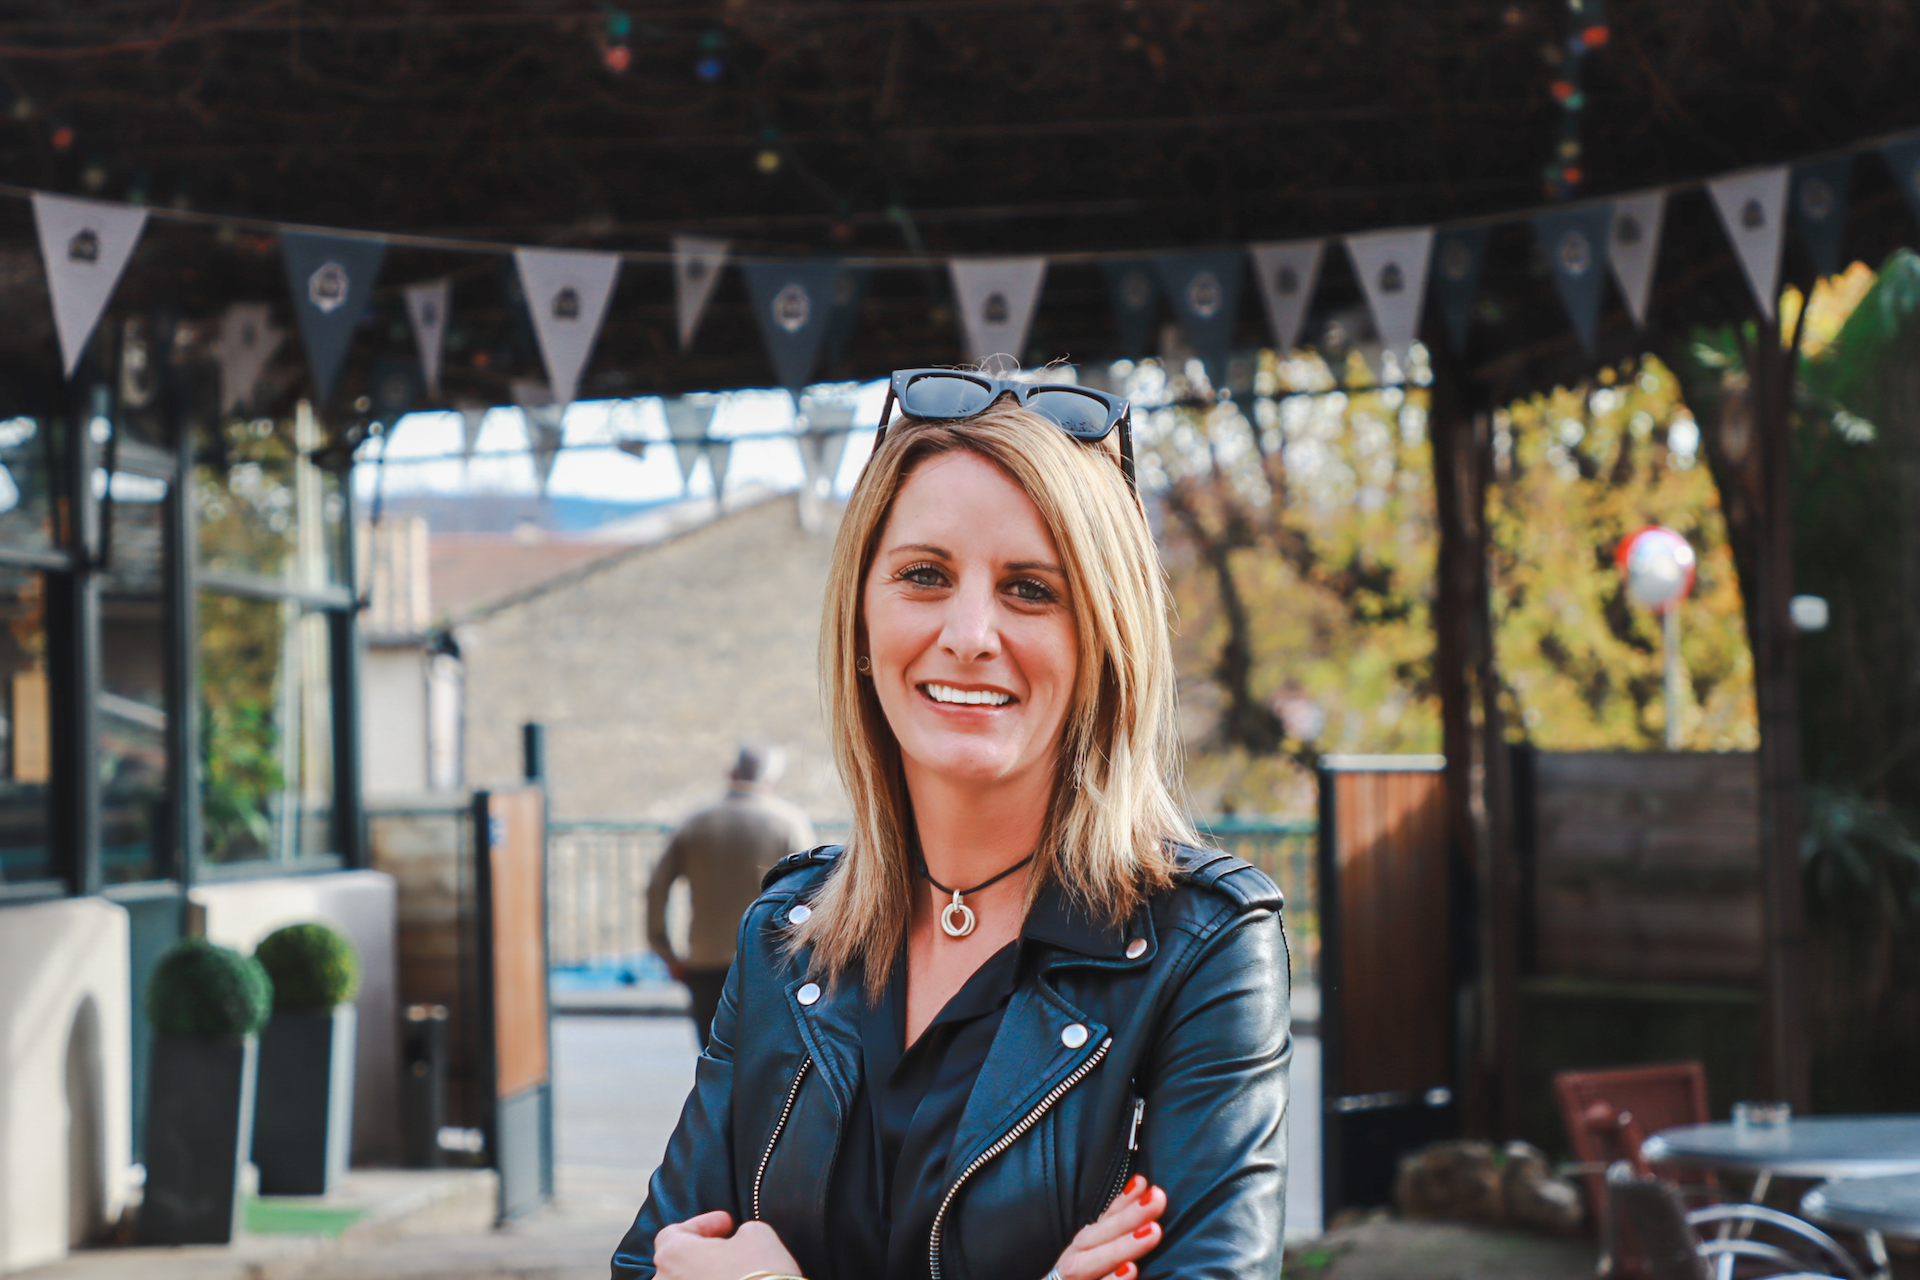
[1285, 1216, 1597, 1280]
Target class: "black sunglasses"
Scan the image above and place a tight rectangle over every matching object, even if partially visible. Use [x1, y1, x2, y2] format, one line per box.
[876, 368, 1136, 490]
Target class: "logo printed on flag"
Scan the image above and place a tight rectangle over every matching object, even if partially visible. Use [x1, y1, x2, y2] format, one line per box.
[308, 262, 350, 313]
[1122, 268, 1153, 309]
[1187, 271, 1223, 317]
[773, 283, 811, 333]
[1741, 199, 1766, 230]
[1440, 239, 1474, 280]
[1378, 263, 1405, 293]
[983, 292, 1009, 324]
[553, 286, 580, 320]
[1557, 231, 1593, 277]
[68, 230, 99, 263]
[1799, 179, 1835, 221]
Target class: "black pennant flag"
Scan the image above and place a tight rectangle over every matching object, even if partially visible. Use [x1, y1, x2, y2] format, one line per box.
[1430, 227, 1488, 353]
[1151, 250, 1243, 389]
[1789, 156, 1852, 279]
[1102, 260, 1160, 360]
[281, 231, 387, 403]
[740, 261, 842, 394]
[1533, 205, 1614, 352]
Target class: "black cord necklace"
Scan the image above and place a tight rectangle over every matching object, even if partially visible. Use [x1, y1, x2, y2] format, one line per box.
[916, 854, 1035, 938]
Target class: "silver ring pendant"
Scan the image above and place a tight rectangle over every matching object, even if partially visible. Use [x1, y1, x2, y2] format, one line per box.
[940, 892, 976, 938]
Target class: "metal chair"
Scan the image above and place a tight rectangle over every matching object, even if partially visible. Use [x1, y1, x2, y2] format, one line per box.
[1555, 1061, 1720, 1277]
[1607, 1165, 1868, 1280]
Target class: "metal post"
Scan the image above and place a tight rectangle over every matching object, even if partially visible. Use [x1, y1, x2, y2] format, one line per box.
[1663, 603, 1683, 750]
[522, 722, 545, 785]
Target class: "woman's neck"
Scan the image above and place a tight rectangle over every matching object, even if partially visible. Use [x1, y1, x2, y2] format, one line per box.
[903, 760, 1052, 889]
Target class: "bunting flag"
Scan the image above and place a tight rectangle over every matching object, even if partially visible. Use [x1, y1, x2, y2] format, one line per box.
[673, 235, 731, 350]
[510, 378, 565, 496]
[368, 357, 421, 426]
[1608, 190, 1666, 329]
[1880, 136, 1920, 228]
[705, 439, 733, 502]
[1789, 157, 1852, 279]
[30, 193, 148, 378]
[215, 303, 284, 416]
[949, 257, 1048, 367]
[404, 278, 451, 399]
[514, 248, 621, 408]
[1707, 167, 1790, 320]
[280, 231, 386, 402]
[1345, 228, 1434, 357]
[740, 260, 841, 393]
[1428, 227, 1487, 353]
[1101, 260, 1159, 359]
[457, 404, 487, 467]
[825, 266, 869, 371]
[664, 397, 718, 495]
[1533, 204, 1614, 352]
[1152, 250, 1244, 388]
[1248, 240, 1323, 356]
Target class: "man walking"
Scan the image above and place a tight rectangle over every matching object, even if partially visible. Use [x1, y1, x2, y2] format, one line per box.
[646, 742, 814, 1049]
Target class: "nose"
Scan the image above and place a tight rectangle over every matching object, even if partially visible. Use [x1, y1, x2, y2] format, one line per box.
[938, 574, 1001, 664]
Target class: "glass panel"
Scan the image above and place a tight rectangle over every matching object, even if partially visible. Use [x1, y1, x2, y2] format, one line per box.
[196, 402, 346, 589]
[0, 568, 53, 884]
[0, 415, 62, 554]
[199, 592, 334, 866]
[100, 472, 171, 885]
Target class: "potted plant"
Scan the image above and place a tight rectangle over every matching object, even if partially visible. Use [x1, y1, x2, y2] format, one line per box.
[251, 922, 361, 1196]
[138, 938, 273, 1244]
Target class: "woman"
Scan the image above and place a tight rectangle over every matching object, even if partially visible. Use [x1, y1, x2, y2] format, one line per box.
[613, 369, 1291, 1280]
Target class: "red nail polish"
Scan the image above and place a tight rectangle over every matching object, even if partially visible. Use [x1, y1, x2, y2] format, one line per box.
[1124, 1174, 1146, 1196]
[1139, 1188, 1154, 1206]
[1134, 1222, 1155, 1238]
[1116, 1264, 1136, 1280]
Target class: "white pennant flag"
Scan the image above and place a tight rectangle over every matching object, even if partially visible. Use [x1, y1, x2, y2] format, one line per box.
[404, 278, 451, 398]
[1249, 240, 1324, 355]
[706, 439, 733, 505]
[215, 303, 285, 416]
[1708, 167, 1790, 321]
[1608, 190, 1667, 329]
[511, 378, 565, 497]
[664, 397, 719, 495]
[31, 193, 148, 378]
[514, 248, 621, 408]
[1345, 227, 1435, 357]
[947, 257, 1048, 366]
[674, 236, 731, 351]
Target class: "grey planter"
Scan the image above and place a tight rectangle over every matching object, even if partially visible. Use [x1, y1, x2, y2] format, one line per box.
[139, 1033, 257, 1244]
[252, 1004, 357, 1196]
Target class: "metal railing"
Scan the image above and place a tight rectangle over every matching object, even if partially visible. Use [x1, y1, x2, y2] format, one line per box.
[548, 817, 1317, 981]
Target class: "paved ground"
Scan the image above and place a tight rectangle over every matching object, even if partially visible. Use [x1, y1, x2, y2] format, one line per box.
[1284, 1217, 1597, 1280]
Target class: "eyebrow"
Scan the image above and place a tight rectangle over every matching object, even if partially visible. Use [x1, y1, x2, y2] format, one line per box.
[882, 545, 1065, 577]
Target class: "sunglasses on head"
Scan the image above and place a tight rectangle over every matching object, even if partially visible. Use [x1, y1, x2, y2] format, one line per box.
[875, 368, 1136, 491]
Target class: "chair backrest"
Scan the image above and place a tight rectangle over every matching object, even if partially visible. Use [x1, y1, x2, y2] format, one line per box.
[1555, 1062, 1710, 1205]
[1607, 1174, 1710, 1280]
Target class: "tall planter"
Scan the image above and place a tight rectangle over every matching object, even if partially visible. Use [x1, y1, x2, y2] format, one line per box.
[137, 940, 272, 1245]
[252, 1004, 357, 1195]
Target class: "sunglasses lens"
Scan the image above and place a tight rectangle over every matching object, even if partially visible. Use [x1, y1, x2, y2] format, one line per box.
[902, 375, 995, 418]
[1026, 389, 1113, 438]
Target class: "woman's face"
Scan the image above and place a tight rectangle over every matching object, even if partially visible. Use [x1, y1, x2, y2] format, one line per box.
[863, 450, 1080, 799]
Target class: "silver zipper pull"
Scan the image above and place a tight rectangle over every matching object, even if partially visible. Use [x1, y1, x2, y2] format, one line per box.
[1127, 1096, 1145, 1151]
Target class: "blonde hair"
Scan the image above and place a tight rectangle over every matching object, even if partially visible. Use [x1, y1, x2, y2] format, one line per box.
[798, 397, 1194, 995]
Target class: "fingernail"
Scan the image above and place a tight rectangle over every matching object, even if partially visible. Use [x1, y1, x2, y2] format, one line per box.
[1116, 1264, 1136, 1280]
[1125, 1175, 1146, 1196]
[1139, 1188, 1155, 1206]
[1134, 1223, 1155, 1238]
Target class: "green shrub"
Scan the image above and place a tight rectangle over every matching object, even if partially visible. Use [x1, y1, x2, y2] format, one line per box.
[146, 939, 274, 1038]
[254, 922, 360, 1011]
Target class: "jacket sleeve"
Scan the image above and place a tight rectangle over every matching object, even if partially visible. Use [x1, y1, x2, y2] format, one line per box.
[610, 924, 747, 1279]
[1136, 907, 1291, 1280]
[645, 832, 686, 964]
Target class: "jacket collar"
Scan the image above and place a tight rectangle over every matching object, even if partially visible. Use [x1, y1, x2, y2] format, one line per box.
[1022, 879, 1156, 966]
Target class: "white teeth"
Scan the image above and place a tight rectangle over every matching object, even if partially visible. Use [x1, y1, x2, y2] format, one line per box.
[923, 683, 1012, 707]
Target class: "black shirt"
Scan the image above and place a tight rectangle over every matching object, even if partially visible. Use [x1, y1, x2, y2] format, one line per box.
[824, 938, 1022, 1280]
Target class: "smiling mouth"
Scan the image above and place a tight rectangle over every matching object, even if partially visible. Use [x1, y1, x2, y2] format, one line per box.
[919, 682, 1015, 707]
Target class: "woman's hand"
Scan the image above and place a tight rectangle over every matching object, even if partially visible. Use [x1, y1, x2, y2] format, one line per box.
[1048, 1176, 1167, 1280]
[654, 1211, 804, 1280]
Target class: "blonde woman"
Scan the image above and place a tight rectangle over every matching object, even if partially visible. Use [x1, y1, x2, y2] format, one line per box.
[613, 369, 1291, 1280]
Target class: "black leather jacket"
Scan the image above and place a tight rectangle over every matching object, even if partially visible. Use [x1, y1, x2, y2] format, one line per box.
[611, 844, 1292, 1280]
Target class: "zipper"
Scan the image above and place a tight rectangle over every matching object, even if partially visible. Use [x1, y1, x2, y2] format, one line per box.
[1102, 1094, 1147, 1211]
[752, 1055, 811, 1221]
[928, 1037, 1113, 1280]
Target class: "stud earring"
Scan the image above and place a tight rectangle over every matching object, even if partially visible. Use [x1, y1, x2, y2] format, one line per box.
[855, 655, 872, 674]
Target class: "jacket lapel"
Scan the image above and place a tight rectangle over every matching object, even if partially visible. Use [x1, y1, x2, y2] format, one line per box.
[944, 981, 1109, 1178]
[785, 974, 863, 1113]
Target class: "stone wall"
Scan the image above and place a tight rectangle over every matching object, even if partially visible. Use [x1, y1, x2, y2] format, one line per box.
[455, 494, 848, 824]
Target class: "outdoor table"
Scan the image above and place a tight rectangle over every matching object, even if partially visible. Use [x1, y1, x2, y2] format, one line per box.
[1801, 1173, 1920, 1280]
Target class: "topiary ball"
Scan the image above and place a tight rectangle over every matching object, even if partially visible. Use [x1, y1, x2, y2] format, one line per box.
[146, 939, 274, 1039]
[255, 922, 361, 1012]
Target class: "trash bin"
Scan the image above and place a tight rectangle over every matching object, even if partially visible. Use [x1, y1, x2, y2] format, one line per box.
[401, 1004, 449, 1168]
